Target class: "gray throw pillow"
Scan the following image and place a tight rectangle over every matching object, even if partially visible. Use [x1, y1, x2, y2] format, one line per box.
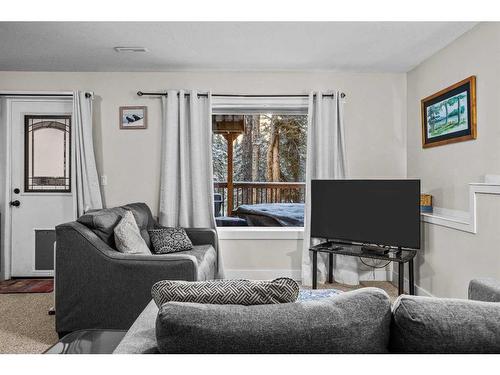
[390, 295, 500, 353]
[151, 278, 299, 307]
[113, 210, 151, 254]
[155, 288, 391, 354]
[148, 227, 193, 254]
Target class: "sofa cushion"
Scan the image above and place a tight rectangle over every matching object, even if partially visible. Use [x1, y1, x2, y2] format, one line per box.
[77, 203, 156, 249]
[172, 245, 216, 281]
[155, 287, 391, 354]
[148, 227, 193, 254]
[77, 206, 126, 248]
[114, 210, 151, 254]
[468, 278, 500, 302]
[125, 203, 157, 248]
[111, 289, 358, 354]
[390, 295, 500, 353]
[151, 277, 299, 307]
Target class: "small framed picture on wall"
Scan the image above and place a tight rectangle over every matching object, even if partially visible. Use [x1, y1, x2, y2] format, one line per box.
[421, 76, 476, 148]
[119, 106, 147, 129]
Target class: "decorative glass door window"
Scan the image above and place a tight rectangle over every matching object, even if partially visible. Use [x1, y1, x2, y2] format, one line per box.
[24, 115, 71, 192]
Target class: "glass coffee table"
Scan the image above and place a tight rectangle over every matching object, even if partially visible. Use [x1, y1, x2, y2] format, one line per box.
[309, 241, 417, 295]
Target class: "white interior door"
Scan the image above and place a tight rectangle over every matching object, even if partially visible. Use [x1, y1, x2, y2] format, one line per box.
[10, 98, 74, 277]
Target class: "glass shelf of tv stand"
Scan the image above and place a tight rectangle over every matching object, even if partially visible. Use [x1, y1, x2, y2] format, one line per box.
[310, 241, 417, 263]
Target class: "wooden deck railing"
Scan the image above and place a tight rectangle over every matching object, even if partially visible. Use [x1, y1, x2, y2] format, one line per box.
[214, 181, 306, 216]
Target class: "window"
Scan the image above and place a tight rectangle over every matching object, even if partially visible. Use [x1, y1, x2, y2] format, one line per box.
[25, 115, 71, 192]
[212, 113, 307, 227]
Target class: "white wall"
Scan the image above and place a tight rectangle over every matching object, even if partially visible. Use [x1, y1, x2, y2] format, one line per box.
[407, 23, 500, 211]
[219, 229, 304, 280]
[0, 71, 407, 212]
[418, 196, 500, 298]
[0, 70, 406, 279]
[407, 23, 500, 298]
[219, 228, 393, 281]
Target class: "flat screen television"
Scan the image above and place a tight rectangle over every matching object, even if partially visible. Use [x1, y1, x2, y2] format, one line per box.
[311, 179, 421, 249]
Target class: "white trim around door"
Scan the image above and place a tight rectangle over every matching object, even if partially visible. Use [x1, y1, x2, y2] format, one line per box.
[0, 92, 75, 280]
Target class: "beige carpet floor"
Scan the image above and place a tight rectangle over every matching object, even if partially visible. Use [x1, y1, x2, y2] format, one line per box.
[0, 292, 57, 354]
[0, 281, 398, 354]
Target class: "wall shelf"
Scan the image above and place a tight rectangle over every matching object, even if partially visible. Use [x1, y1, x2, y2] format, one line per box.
[421, 182, 500, 233]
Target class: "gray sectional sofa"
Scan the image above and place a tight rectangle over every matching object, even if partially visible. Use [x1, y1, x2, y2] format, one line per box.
[55, 203, 219, 336]
[111, 278, 500, 354]
[115, 287, 391, 354]
[46, 278, 500, 354]
[52, 201, 500, 354]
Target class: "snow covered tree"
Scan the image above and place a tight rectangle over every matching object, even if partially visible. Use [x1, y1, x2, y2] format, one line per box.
[212, 114, 307, 184]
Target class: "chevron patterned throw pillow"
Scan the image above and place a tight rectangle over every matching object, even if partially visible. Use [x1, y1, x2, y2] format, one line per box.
[148, 227, 193, 254]
[151, 278, 299, 307]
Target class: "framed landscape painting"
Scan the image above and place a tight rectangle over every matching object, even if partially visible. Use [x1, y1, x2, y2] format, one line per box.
[421, 76, 476, 148]
[119, 106, 147, 129]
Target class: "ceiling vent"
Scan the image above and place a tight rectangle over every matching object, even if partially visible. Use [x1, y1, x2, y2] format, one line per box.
[114, 47, 149, 53]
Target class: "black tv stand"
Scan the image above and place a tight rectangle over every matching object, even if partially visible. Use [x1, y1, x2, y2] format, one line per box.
[309, 241, 417, 296]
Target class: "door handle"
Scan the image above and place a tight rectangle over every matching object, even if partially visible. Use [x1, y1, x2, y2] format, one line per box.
[10, 200, 20, 207]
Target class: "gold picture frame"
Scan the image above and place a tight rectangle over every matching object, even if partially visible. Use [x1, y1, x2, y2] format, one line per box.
[421, 76, 476, 148]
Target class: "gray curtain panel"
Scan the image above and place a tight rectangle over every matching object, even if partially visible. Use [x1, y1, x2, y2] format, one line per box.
[301, 91, 360, 286]
[72, 91, 103, 217]
[159, 90, 223, 277]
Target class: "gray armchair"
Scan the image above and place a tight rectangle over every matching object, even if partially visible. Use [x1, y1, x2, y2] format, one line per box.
[55, 203, 218, 336]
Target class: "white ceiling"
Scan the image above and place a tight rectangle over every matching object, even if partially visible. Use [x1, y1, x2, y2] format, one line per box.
[0, 22, 477, 73]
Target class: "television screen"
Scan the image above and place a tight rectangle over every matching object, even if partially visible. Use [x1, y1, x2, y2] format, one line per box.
[311, 179, 421, 249]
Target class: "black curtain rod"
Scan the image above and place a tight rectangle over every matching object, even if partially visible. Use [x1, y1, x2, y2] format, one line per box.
[0, 93, 92, 98]
[137, 91, 346, 98]
[0, 93, 72, 97]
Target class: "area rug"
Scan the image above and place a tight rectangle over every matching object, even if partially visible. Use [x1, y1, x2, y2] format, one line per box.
[0, 279, 54, 294]
[298, 288, 342, 301]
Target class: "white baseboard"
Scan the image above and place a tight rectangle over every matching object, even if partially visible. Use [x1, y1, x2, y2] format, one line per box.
[225, 268, 391, 282]
[392, 271, 434, 297]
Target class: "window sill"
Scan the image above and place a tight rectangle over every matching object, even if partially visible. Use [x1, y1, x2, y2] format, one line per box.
[217, 227, 305, 240]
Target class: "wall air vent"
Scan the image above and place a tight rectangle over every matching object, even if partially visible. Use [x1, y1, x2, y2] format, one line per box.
[114, 47, 149, 53]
